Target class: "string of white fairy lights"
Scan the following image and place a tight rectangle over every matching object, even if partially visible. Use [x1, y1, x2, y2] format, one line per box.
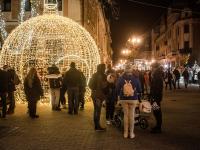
[30, 0, 40, 17]
[0, 5, 8, 43]
[19, 0, 26, 23]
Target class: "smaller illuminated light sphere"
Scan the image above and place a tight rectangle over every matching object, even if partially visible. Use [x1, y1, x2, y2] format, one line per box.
[0, 13, 100, 101]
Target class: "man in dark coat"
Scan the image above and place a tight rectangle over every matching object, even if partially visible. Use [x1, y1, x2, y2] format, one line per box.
[182, 68, 189, 88]
[0, 68, 8, 118]
[198, 71, 200, 88]
[105, 64, 117, 124]
[63, 62, 82, 115]
[150, 63, 164, 133]
[173, 67, 181, 89]
[6, 68, 20, 114]
[89, 64, 108, 131]
[47, 64, 62, 111]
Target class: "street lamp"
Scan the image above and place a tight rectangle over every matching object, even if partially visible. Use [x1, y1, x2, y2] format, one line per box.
[121, 48, 131, 55]
[128, 36, 141, 46]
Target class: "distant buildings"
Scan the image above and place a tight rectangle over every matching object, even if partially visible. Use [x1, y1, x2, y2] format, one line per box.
[151, 1, 200, 67]
[0, 0, 112, 64]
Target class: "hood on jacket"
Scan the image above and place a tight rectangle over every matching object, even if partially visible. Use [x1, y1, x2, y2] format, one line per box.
[97, 64, 106, 74]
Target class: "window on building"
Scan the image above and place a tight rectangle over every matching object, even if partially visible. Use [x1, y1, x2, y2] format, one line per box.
[2, 0, 11, 12]
[184, 24, 189, 33]
[25, 0, 31, 11]
[184, 41, 190, 49]
[58, 0, 62, 11]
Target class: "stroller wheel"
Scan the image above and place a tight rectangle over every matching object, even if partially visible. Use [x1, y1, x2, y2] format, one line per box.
[139, 118, 148, 129]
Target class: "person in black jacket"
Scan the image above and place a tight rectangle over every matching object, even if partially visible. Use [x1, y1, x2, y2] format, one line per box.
[173, 67, 181, 89]
[63, 62, 82, 115]
[198, 71, 200, 88]
[89, 64, 108, 131]
[24, 67, 43, 118]
[182, 68, 189, 88]
[0, 68, 9, 118]
[47, 64, 62, 111]
[79, 71, 86, 110]
[6, 68, 20, 114]
[150, 63, 164, 133]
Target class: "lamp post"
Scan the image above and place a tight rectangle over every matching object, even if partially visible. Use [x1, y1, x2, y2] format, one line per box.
[126, 36, 142, 62]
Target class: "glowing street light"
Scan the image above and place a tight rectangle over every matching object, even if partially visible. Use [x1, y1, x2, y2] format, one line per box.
[128, 36, 142, 46]
[121, 48, 131, 55]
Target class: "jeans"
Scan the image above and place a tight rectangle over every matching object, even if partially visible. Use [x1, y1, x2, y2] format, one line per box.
[121, 101, 138, 136]
[7, 91, 15, 112]
[28, 100, 37, 117]
[184, 79, 189, 88]
[79, 91, 85, 108]
[67, 87, 79, 114]
[106, 98, 115, 120]
[0, 93, 7, 118]
[92, 97, 103, 128]
[50, 88, 60, 109]
[175, 79, 180, 88]
[153, 101, 162, 129]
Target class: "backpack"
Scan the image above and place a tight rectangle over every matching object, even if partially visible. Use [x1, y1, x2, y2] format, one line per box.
[123, 80, 134, 97]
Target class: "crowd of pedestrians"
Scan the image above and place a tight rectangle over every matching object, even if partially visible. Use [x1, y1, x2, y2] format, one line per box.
[1, 61, 200, 139]
[164, 66, 200, 90]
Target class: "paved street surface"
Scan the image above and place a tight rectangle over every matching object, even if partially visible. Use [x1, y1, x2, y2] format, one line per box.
[0, 84, 200, 150]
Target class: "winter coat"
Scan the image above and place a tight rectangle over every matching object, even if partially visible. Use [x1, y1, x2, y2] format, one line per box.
[150, 68, 163, 102]
[89, 64, 108, 100]
[173, 69, 180, 79]
[24, 75, 43, 101]
[182, 70, 189, 79]
[63, 68, 82, 89]
[116, 73, 141, 101]
[0, 69, 8, 93]
[198, 71, 200, 80]
[7, 69, 17, 92]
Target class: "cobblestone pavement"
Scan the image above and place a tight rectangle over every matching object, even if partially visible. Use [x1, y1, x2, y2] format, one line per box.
[0, 85, 200, 150]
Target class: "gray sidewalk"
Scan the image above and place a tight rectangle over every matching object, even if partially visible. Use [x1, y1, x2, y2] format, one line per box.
[0, 85, 200, 150]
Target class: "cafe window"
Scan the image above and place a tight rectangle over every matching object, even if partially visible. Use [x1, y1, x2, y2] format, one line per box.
[2, 0, 11, 12]
[58, 0, 62, 11]
[25, 0, 31, 11]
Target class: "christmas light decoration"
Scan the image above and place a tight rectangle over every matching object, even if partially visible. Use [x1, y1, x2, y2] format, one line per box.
[0, 2, 100, 101]
[0, 5, 8, 42]
[30, 0, 40, 17]
[19, 0, 26, 23]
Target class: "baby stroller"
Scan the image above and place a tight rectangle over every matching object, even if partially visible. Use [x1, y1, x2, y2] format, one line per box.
[113, 100, 151, 129]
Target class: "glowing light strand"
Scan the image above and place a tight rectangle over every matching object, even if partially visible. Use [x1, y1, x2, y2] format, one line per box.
[19, 0, 26, 23]
[0, 13, 100, 102]
[0, 5, 8, 42]
[30, 0, 40, 17]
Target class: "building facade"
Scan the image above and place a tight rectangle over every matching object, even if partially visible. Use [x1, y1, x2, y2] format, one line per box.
[152, 5, 200, 67]
[0, 0, 112, 64]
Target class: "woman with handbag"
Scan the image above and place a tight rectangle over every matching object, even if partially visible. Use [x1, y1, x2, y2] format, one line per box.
[24, 67, 43, 118]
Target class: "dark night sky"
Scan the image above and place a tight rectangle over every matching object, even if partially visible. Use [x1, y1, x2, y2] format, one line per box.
[110, 0, 172, 62]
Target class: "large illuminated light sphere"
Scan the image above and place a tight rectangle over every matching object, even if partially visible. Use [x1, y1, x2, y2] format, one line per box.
[0, 13, 100, 100]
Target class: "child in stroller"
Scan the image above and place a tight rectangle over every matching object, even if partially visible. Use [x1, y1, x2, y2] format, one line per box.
[112, 99, 151, 129]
